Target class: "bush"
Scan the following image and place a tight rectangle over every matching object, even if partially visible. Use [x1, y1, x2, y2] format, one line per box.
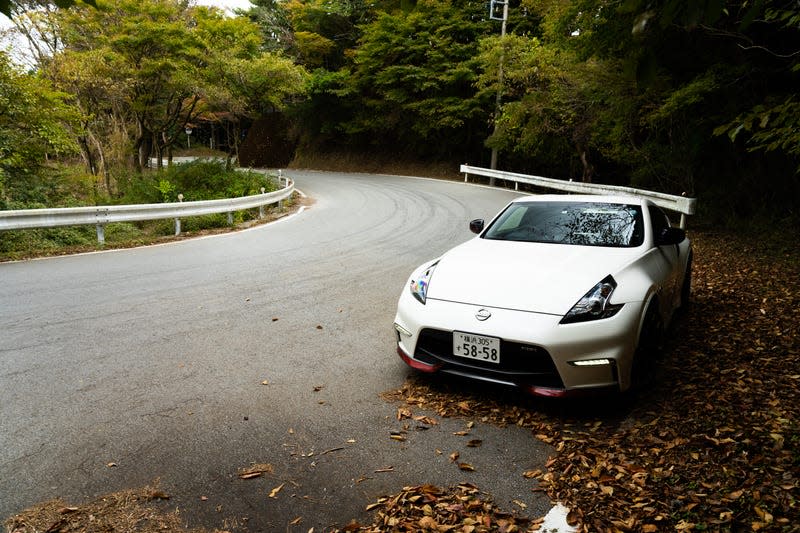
[115, 160, 278, 204]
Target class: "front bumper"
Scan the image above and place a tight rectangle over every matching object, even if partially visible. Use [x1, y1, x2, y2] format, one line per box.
[393, 293, 642, 396]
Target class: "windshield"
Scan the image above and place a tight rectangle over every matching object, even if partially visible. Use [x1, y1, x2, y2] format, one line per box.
[483, 201, 644, 247]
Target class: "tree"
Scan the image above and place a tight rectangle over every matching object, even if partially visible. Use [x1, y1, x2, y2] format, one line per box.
[0, 51, 80, 206]
[40, 0, 307, 182]
[478, 34, 632, 182]
[0, 0, 95, 19]
[191, 6, 308, 167]
[336, 0, 495, 159]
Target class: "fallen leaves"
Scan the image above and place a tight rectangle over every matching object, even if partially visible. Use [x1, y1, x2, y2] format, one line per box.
[5, 483, 192, 533]
[342, 484, 532, 533]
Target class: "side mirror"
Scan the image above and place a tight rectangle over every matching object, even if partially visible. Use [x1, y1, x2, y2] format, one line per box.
[469, 219, 484, 234]
[656, 227, 685, 246]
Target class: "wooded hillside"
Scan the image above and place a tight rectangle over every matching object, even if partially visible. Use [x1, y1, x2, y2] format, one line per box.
[1, 0, 798, 223]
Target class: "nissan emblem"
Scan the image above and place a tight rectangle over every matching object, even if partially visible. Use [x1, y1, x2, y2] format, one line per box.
[475, 308, 491, 321]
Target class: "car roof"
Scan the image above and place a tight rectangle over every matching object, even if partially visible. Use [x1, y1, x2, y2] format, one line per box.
[511, 194, 650, 206]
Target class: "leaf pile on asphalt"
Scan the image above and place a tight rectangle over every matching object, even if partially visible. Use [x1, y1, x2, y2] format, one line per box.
[3, 483, 214, 533]
[372, 232, 799, 532]
[337, 483, 537, 532]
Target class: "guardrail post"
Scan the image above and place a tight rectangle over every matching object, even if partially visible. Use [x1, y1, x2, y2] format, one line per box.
[278, 171, 285, 210]
[175, 194, 183, 236]
[259, 187, 266, 219]
[96, 224, 105, 244]
[227, 212, 233, 225]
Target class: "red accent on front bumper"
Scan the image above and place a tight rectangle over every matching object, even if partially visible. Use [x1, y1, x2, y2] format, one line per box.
[397, 346, 443, 372]
[397, 346, 614, 399]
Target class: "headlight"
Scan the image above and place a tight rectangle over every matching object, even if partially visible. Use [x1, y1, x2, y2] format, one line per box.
[560, 275, 623, 324]
[410, 261, 438, 304]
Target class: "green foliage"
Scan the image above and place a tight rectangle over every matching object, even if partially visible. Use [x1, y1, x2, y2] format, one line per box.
[35, 0, 307, 179]
[0, 225, 95, 256]
[0, 52, 81, 204]
[1, 0, 97, 18]
[117, 160, 279, 205]
[474, 0, 799, 220]
[337, 0, 495, 157]
[156, 179, 176, 203]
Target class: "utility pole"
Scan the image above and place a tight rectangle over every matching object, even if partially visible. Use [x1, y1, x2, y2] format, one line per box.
[488, 0, 508, 186]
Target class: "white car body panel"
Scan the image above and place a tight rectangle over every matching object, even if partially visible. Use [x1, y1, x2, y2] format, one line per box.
[427, 239, 647, 314]
[393, 194, 692, 396]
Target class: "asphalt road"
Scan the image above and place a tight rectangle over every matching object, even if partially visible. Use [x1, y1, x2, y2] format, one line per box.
[0, 171, 553, 531]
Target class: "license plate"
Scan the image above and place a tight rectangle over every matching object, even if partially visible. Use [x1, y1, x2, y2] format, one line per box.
[453, 332, 501, 364]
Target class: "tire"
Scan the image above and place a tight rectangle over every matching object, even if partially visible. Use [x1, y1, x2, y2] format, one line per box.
[631, 303, 663, 390]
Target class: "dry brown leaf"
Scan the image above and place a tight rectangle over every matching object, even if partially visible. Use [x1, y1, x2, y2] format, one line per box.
[269, 483, 285, 498]
[418, 516, 438, 529]
[238, 463, 273, 479]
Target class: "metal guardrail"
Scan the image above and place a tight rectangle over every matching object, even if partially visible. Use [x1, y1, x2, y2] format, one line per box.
[461, 165, 697, 228]
[0, 173, 294, 243]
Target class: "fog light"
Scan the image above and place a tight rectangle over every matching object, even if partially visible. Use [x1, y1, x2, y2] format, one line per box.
[569, 358, 612, 367]
[394, 323, 412, 337]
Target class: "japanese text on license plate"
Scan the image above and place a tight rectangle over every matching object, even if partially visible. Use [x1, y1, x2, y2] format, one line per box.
[453, 332, 500, 364]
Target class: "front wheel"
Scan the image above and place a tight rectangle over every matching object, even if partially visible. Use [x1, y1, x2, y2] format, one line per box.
[630, 303, 663, 390]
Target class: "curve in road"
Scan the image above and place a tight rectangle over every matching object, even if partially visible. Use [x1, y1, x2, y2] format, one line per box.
[0, 171, 553, 531]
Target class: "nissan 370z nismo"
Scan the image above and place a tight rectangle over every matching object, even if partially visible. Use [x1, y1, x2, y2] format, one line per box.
[393, 195, 692, 397]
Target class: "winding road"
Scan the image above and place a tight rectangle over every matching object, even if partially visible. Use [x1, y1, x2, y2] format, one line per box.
[0, 171, 553, 531]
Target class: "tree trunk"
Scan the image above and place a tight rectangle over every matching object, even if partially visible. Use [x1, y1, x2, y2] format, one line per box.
[579, 147, 594, 183]
[86, 128, 110, 194]
[78, 135, 97, 176]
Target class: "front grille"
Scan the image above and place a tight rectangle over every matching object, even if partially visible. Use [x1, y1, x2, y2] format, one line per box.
[415, 328, 564, 389]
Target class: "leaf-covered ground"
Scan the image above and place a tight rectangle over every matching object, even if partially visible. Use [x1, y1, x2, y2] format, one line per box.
[351, 231, 800, 532]
[4, 231, 798, 532]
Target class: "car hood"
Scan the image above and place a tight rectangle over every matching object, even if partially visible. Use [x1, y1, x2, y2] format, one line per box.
[426, 237, 642, 315]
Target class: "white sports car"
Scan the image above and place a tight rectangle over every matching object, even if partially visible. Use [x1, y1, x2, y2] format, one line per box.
[393, 195, 692, 397]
